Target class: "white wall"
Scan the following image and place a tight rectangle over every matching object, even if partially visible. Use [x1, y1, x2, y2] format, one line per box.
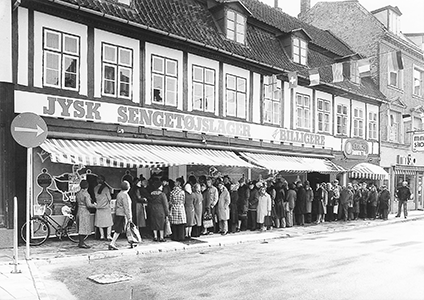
[252, 72, 261, 123]
[18, 7, 28, 86]
[0, 0, 12, 83]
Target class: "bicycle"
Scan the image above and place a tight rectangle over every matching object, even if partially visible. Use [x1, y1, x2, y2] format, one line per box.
[21, 204, 86, 246]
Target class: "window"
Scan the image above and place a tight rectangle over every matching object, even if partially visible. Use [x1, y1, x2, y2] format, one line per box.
[388, 55, 403, 89]
[368, 112, 378, 140]
[296, 93, 311, 129]
[43, 28, 79, 91]
[152, 55, 178, 106]
[263, 75, 281, 125]
[353, 108, 364, 138]
[192, 65, 215, 113]
[350, 60, 360, 84]
[226, 9, 246, 44]
[226, 74, 247, 119]
[413, 68, 423, 97]
[102, 43, 133, 99]
[336, 104, 348, 135]
[317, 99, 330, 133]
[293, 37, 307, 65]
[389, 111, 401, 143]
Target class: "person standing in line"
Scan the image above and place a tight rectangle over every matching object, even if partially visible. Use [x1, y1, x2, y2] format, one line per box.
[109, 181, 132, 250]
[367, 185, 378, 220]
[148, 179, 169, 242]
[339, 184, 353, 222]
[191, 183, 203, 237]
[169, 177, 187, 241]
[360, 182, 369, 219]
[332, 180, 341, 221]
[304, 181, 313, 223]
[161, 177, 171, 203]
[285, 183, 296, 227]
[76, 180, 97, 249]
[130, 177, 150, 240]
[257, 182, 272, 231]
[202, 177, 218, 234]
[326, 183, 334, 222]
[274, 179, 286, 228]
[184, 183, 195, 239]
[313, 182, 324, 224]
[248, 181, 259, 231]
[378, 185, 390, 221]
[321, 183, 328, 223]
[352, 183, 362, 221]
[237, 177, 250, 232]
[295, 181, 306, 226]
[229, 182, 239, 233]
[216, 179, 230, 235]
[93, 175, 113, 241]
[266, 180, 276, 230]
[395, 181, 411, 219]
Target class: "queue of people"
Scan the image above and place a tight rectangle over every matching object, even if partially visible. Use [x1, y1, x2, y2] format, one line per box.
[73, 174, 411, 250]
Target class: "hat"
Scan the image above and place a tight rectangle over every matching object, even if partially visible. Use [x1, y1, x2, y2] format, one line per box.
[80, 180, 89, 189]
[151, 179, 162, 191]
[216, 178, 224, 185]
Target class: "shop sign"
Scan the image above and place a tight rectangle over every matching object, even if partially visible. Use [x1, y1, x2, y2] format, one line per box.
[14, 91, 326, 147]
[412, 133, 424, 152]
[344, 139, 369, 159]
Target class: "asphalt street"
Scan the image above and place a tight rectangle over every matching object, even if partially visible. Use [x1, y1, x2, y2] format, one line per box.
[33, 218, 424, 300]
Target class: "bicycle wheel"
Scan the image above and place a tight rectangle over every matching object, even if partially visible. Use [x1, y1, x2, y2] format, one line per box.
[65, 217, 88, 243]
[21, 217, 50, 246]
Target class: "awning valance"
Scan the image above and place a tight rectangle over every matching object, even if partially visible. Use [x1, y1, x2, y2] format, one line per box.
[394, 166, 420, 175]
[40, 139, 259, 169]
[238, 152, 345, 174]
[349, 163, 388, 180]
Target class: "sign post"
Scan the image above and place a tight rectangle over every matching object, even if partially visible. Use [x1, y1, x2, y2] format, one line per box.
[11, 113, 48, 260]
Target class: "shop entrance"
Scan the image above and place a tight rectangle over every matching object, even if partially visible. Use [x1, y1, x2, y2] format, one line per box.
[307, 172, 330, 190]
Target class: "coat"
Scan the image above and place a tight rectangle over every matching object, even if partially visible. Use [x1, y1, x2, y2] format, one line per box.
[312, 187, 324, 215]
[169, 186, 186, 225]
[378, 189, 390, 210]
[367, 190, 378, 207]
[257, 192, 272, 223]
[76, 189, 96, 235]
[203, 185, 218, 213]
[248, 188, 259, 211]
[93, 184, 113, 228]
[184, 191, 195, 226]
[192, 192, 203, 226]
[237, 184, 250, 217]
[340, 188, 353, 206]
[130, 186, 150, 228]
[115, 190, 132, 220]
[295, 187, 307, 214]
[305, 187, 313, 213]
[217, 186, 230, 221]
[286, 189, 297, 210]
[148, 190, 169, 230]
[353, 189, 362, 213]
[230, 189, 239, 223]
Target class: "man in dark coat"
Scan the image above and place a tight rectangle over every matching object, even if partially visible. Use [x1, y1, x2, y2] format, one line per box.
[395, 181, 411, 219]
[339, 184, 353, 221]
[237, 177, 250, 231]
[295, 181, 306, 226]
[359, 182, 369, 219]
[248, 181, 259, 231]
[378, 185, 391, 220]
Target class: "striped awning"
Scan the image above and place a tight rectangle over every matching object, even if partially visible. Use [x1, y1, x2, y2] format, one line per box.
[349, 163, 389, 180]
[40, 139, 258, 169]
[394, 166, 419, 175]
[238, 152, 345, 174]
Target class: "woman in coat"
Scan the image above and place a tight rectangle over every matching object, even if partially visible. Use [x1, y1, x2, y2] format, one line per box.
[237, 177, 250, 231]
[191, 183, 203, 237]
[312, 183, 324, 224]
[257, 183, 272, 231]
[352, 184, 362, 220]
[169, 177, 187, 241]
[94, 175, 113, 241]
[148, 179, 169, 242]
[273, 179, 286, 228]
[295, 181, 306, 226]
[229, 183, 239, 233]
[378, 185, 390, 220]
[285, 183, 297, 227]
[367, 185, 378, 220]
[76, 180, 97, 248]
[326, 183, 334, 222]
[216, 179, 230, 235]
[109, 180, 132, 250]
[184, 183, 195, 239]
[130, 178, 150, 236]
[304, 181, 313, 223]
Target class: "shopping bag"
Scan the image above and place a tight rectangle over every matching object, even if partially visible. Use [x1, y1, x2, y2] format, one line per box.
[264, 216, 273, 227]
[333, 204, 339, 214]
[164, 217, 172, 237]
[203, 213, 214, 228]
[126, 222, 142, 244]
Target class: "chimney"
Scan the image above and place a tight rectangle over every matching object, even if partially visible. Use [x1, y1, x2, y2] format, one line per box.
[300, 0, 311, 15]
[274, 0, 278, 9]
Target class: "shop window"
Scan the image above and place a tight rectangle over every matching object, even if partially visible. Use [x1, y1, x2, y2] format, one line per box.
[296, 93, 311, 130]
[336, 104, 348, 135]
[292, 37, 307, 66]
[43, 28, 80, 91]
[389, 111, 401, 143]
[413, 68, 423, 97]
[368, 112, 378, 140]
[226, 9, 246, 44]
[225, 74, 247, 119]
[263, 75, 281, 125]
[192, 65, 215, 113]
[317, 98, 330, 133]
[152, 55, 178, 106]
[353, 108, 364, 138]
[102, 43, 133, 99]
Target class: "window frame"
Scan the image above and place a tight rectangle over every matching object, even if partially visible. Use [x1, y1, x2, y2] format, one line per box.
[263, 75, 282, 125]
[389, 111, 401, 143]
[192, 65, 216, 113]
[336, 104, 348, 135]
[295, 93, 311, 130]
[226, 9, 246, 44]
[292, 36, 308, 66]
[317, 98, 331, 133]
[352, 108, 364, 138]
[151, 55, 179, 107]
[43, 28, 80, 91]
[350, 60, 360, 84]
[368, 111, 378, 140]
[225, 74, 247, 119]
[413, 67, 423, 97]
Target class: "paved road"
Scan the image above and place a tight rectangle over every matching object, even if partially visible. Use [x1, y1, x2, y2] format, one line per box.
[35, 218, 424, 300]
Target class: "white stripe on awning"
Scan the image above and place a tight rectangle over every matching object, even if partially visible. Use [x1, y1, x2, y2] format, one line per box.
[40, 139, 258, 169]
[239, 152, 345, 174]
[348, 163, 388, 180]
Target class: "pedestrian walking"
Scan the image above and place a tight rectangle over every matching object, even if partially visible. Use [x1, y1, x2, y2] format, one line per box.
[76, 180, 97, 249]
[395, 181, 411, 219]
[93, 175, 113, 241]
[109, 180, 132, 250]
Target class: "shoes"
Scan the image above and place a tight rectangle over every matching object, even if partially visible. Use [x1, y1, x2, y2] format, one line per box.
[395, 215, 400, 218]
[129, 243, 137, 249]
[159, 239, 165, 242]
[107, 236, 112, 241]
[153, 237, 158, 242]
[108, 244, 118, 250]
[221, 232, 227, 235]
[236, 228, 240, 232]
[78, 243, 90, 249]
[405, 216, 407, 219]
[100, 237, 106, 241]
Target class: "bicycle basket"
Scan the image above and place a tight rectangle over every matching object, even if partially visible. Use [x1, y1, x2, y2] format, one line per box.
[33, 204, 46, 216]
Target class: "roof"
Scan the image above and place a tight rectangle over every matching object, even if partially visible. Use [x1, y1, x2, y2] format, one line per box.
[36, 0, 385, 100]
[371, 5, 402, 16]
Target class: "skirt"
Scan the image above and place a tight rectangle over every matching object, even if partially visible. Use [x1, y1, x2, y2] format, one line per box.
[112, 215, 127, 234]
[95, 208, 113, 228]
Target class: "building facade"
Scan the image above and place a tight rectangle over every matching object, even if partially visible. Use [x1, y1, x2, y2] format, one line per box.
[0, 0, 385, 245]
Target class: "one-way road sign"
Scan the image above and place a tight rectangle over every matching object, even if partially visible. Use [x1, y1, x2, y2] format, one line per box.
[11, 112, 48, 148]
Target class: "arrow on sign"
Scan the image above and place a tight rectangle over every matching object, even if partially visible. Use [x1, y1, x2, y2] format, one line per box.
[14, 125, 45, 137]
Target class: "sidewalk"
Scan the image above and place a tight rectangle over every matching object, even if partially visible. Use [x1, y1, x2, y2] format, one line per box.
[1, 210, 423, 300]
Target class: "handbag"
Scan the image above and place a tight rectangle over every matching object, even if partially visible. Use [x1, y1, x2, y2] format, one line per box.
[126, 222, 142, 244]
[264, 215, 273, 227]
[203, 212, 214, 228]
[164, 217, 172, 237]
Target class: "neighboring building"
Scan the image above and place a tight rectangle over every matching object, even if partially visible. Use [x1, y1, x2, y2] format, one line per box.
[300, 0, 424, 212]
[0, 0, 385, 245]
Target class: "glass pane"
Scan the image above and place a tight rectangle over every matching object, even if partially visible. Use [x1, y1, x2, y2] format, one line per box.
[297, 95, 303, 105]
[226, 91, 236, 116]
[104, 65, 116, 80]
[119, 48, 132, 66]
[104, 80, 115, 95]
[318, 100, 322, 110]
[153, 74, 163, 103]
[273, 102, 280, 124]
[153, 56, 164, 73]
[120, 82, 130, 97]
[236, 13, 245, 24]
[205, 85, 215, 112]
[343, 106, 347, 115]
[103, 45, 116, 63]
[304, 96, 310, 107]
[227, 75, 236, 90]
[236, 32, 245, 43]
[119, 68, 131, 83]
[205, 69, 214, 84]
[45, 31, 60, 50]
[227, 29, 235, 40]
[193, 66, 203, 82]
[237, 78, 246, 92]
[64, 57, 77, 73]
[237, 93, 246, 118]
[324, 101, 330, 112]
[227, 10, 235, 21]
[64, 35, 78, 54]
[166, 77, 177, 106]
[293, 38, 299, 46]
[193, 82, 203, 110]
[46, 52, 60, 70]
[46, 69, 60, 86]
[166, 60, 177, 76]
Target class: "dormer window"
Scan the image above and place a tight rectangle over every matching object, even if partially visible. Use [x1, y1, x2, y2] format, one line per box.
[226, 9, 246, 44]
[350, 60, 360, 84]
